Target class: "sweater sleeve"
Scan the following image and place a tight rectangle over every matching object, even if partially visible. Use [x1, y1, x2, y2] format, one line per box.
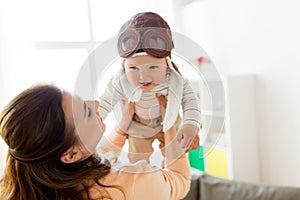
[99, 157, 191, 200]
[134, 123, 191, 199]
[98, 76, 124, 120]
[181, 77, 202, 128]
[133, 157, 191, 200]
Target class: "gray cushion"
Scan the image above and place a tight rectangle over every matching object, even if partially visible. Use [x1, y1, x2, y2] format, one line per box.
[183, 174, 201, 200]
[200, 174, 300, 200]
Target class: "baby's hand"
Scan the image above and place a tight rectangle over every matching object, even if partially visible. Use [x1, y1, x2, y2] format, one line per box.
[177, 124, 200, 151]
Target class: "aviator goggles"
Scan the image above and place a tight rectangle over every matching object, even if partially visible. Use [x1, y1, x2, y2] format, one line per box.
[117, 28, 174, 58]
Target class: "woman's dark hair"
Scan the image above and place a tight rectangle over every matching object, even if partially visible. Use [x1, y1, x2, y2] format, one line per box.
[0, 84, 111, 200]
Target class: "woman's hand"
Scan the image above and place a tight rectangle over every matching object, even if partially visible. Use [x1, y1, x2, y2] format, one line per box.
[156, 94, 167, 118]
[118, 100, 135, 133]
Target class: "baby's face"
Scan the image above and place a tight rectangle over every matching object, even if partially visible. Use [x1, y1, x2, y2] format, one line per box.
[124, 55, 167, 91]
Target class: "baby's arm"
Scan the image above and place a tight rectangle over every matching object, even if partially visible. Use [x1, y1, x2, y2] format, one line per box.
[178, 78, 201, 150]
[98, 75, 131, 154]
[98, 78, 124, 120]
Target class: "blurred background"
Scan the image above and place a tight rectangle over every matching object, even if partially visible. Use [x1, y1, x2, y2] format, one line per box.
[1, 0, 299, 187]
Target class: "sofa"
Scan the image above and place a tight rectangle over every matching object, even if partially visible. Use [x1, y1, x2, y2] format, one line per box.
[183, 173, 300, 200]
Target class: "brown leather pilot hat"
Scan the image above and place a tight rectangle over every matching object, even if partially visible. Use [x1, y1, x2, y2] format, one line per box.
[118, 12, 174, 58]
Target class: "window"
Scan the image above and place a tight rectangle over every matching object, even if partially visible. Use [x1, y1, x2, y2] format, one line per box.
[0, 0, 176, 173]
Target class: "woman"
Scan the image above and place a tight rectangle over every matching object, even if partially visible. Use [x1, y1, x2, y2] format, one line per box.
[0, 84, 190, 200]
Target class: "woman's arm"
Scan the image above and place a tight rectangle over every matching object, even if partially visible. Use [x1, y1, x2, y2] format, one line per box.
[157, 125, 191, 199]
[148, 94, 191, 199]
[101, 124, 191, 200]
[99, 96, 191, 199]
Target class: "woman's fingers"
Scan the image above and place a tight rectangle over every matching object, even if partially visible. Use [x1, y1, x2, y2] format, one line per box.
[156, 94, 167, 108]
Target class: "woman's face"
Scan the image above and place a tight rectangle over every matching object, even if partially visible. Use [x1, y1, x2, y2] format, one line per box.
[124, 55, 167, 91]
[62, 92, 105, 154]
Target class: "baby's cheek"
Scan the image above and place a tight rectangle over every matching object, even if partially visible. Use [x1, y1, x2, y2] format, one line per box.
[154, 74, 166, 84]
[126, 73, 140, 86]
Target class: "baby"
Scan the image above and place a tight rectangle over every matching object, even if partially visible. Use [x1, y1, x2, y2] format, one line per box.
[98, 12, 201, 163]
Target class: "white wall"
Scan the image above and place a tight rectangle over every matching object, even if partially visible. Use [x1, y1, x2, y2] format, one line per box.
[225, 74, 260, 183]
[181, 0, 300, 186]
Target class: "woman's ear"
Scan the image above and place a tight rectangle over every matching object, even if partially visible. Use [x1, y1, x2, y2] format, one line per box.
[60, 146, 83, 163]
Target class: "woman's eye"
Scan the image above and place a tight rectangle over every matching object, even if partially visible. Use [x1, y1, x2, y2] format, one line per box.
[149, 66, 158, 70]
[87, 107, 92, 117]
[129, 66, 138, 70]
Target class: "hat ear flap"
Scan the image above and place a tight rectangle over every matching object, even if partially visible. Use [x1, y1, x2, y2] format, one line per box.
[166, 57, 180, 74]
[166, 57, 173, 68]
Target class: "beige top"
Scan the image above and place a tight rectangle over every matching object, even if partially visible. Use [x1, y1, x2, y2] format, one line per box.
[91, 119, 191, 199]
[88, 156, 190, 200]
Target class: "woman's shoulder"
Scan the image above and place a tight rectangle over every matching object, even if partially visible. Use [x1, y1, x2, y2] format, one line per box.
[100, 161, 172, 200]
[104, 160, 162, 181]
[114, 160, 159, 172]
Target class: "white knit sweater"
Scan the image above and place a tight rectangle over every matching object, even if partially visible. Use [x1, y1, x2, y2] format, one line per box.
[98, 66, 201, 131]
